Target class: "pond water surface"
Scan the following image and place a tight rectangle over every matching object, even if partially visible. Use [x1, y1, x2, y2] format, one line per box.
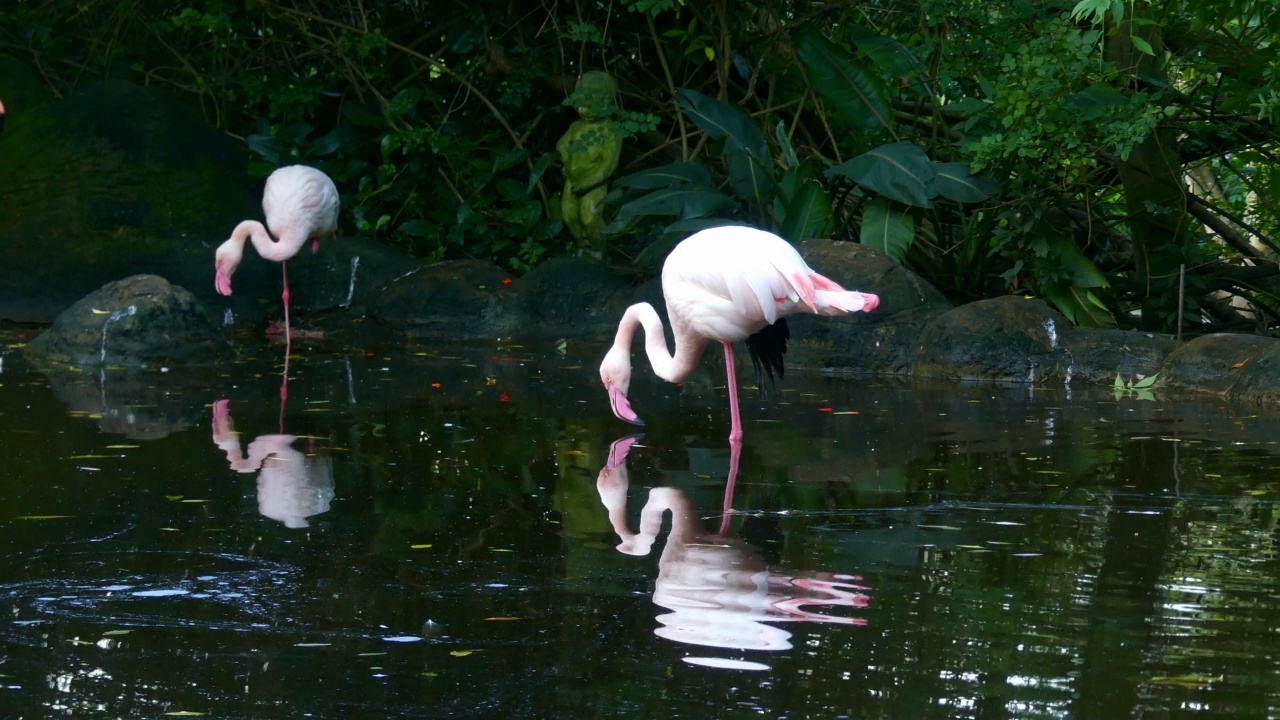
[3, 329, 1280, 719]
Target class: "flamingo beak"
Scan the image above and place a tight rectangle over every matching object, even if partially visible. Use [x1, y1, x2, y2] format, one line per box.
[606, 381, 644, 426]
[860, 293, 880, 313]
[606, 434, 644, 469]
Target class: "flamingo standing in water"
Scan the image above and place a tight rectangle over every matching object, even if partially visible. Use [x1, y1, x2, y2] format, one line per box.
[215, 165, 340, 340]
[599, 226, 880, 444]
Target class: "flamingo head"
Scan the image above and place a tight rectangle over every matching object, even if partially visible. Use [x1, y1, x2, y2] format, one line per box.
[214, 238, 244, 296]
[859, 292, 881, 313]
[599, 346, 643, 426]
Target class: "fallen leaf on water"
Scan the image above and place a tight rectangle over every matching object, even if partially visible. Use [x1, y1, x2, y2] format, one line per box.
[450, 650, 474, 657]
[958, 544, 986, 549]
[1151, 674, 1222, 689]
[1231, 360, 1248, 370]
[180, 499, 209, 504]
[489, 548, 514, 553]
[102, 630, 132, 636]
[358, 652, 387, 657]
[91, 308, 110, 315]
[410, 544, 433, 549]
[16, 515, 73, 520]
[163, 712, 207, 717]
[167, 496, 183, 501]
[919, 525, 961, 531]
[294, 643, 331, 648]
[833, 411, 860, 415]
[104, 445, 139, 449]
[70, 454, 115, 459]
[984, 521, 1025, 526]
[484, 617, 521, 621]
[818, 407, 833, 413]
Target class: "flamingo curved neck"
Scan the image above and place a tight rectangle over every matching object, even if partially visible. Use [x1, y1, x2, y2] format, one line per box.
[232, 220, 295, 262]
[615, 303, 705, 384]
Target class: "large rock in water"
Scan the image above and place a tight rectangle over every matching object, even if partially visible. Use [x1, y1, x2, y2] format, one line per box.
[913, 296, 1076, 383]
[789, 240, 951, 375]
[24, 275, 228, 366]
[370, 260, 517, 340]
[1161, 333, 1276, 394]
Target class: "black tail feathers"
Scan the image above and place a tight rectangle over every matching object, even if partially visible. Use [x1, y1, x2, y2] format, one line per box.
[744, 318, 789, 390]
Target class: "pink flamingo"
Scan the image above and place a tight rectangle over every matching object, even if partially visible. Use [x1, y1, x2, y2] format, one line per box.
[214, 165, 340, 341]
[599, 226, 880, 444]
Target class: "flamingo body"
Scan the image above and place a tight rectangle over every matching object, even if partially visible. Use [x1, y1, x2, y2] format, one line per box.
[214, 165, 339, 334]
[599, 226, 879, 442]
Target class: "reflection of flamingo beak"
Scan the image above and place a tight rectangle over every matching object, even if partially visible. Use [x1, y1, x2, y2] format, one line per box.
[310, 238, 320, 254]
[0, 98, 6, 133]
[606, 381, 644, 426]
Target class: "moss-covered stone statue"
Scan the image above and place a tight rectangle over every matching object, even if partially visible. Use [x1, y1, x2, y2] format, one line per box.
[556, 71, 622, 255]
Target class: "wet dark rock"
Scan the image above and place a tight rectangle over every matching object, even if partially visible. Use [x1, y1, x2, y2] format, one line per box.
[913, 296, 1075, 383]
[508, 255, 631, 340]
[24, 274, 229, 367]
[1062, 329, 1176, 385]
[1227, 340, 1280, 404]
[789, 240, 951, 375]
[370, 260, 516, 340]
[219, 236, 423, 330]
[1161, 333, 1276, 394]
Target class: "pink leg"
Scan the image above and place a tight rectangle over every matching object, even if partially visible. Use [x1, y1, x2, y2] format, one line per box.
[279, 262, 291, 407]
[281, 262, 292, 353]
[717, 440, 741, 537]
[722, 341, 743, 444]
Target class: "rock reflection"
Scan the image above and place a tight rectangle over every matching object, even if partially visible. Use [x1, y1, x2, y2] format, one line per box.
[212, 399, 334, 528]
[597, 436, 870, 652]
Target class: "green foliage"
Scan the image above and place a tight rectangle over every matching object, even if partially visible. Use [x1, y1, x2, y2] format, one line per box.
[1114, 372, 1159, 401]
[0, 0, 1277, 332]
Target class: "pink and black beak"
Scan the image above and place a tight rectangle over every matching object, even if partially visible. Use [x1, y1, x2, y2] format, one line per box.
[605, 381, 645, 427]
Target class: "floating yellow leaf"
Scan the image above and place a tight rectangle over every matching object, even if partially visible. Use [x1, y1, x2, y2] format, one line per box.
[180, 499, 209, 504]
[489, 548, 514, 553]
[450, 650, 474, 657]
[358, 652, 387, 657]
[166, 496, 183, 501]
[163, 712, 208, 717]
[410, 544, 433, 549]
[484, 617, 521, 622]
[16, 515, 73, 520]
[70, 454, 114, 459]
[91, 308, 111, 315]
[102, 630, 132, 636]
[294, 643, 331, 647]
[105, 445, 139, 449]
[919, 525, 961, 531]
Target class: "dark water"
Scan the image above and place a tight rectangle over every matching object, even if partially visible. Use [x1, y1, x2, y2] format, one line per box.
[3, 329, 1280, 719]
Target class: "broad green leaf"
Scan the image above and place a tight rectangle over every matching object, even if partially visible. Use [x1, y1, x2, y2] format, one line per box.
[611, 162, 714, 191]
[1130, 35, 1155, 56]
[1044, 286, 1117, 328]
[676, 89, 769, 161]
[1114, 373, 1125, 390]
[828, 142, 934, 208]
[774, 121, 799, 169]
[933, 162, 995, 203]
[860, 197, 914, 262]
[1045, 234, 1109, 289]
[778, 181, 833, 242]
[614, 187, 734, 223]
[1133, 373, 1159, 389]
[846, 27, 934, 98]
[725, 139, 775, 209]
[794, 25, 892, 135]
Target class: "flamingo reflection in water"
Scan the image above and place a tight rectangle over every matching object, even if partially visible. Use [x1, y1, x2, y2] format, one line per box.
[212, 399, 334, 529]
[596, 436, 870, 652]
